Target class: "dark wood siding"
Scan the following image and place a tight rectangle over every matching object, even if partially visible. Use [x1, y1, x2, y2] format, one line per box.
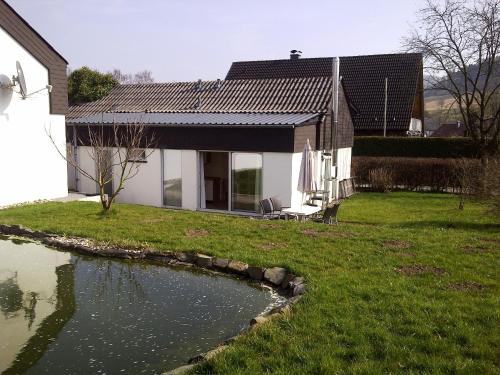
[294, 124, 317, 152]
[68, 125, 297, 153]
[336, 85, 354, 149]
[0, 0, 68, 114]
[318, 85, 354, 150]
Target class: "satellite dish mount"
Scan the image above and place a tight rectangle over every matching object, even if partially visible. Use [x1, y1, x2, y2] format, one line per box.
[1, 61, 52, 99]
[12, 61, 28, 99]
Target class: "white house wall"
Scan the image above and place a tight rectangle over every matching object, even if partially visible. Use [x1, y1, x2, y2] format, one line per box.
[72, 147, 345, 211]
[114, 149, 162, 207]
[262, 152, 294, 207]
[290, 152, 305, 208]
[336, 147, 352, 180]
[0, 27, 67, 207]
[76, 146, 97, 195]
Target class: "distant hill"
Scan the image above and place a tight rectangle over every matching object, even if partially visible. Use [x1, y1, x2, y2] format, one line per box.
[424, 59, 500, 98]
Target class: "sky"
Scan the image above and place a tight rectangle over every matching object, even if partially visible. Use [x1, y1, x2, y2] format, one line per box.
[8, 0, 424, 82]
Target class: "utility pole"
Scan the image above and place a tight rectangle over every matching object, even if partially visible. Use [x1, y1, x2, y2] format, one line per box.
[383, 77, 388, 137]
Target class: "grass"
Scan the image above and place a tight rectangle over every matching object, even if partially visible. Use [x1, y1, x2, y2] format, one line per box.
[0, 192, 499, 374]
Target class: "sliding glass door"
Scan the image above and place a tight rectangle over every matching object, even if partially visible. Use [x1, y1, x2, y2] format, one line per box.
[231, 153, 262, 212]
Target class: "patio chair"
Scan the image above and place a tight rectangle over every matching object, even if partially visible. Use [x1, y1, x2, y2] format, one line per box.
[259, 197, 290, 219]
[313, 201, 342, 225]
[270, 196, 290, 218]
[259, 198, 277, 219]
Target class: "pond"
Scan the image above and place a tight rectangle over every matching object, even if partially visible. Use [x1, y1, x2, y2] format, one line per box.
[0, 236, 278, 374]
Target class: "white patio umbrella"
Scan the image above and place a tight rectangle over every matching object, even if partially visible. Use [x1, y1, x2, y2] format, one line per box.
[297, 139, 316, 198]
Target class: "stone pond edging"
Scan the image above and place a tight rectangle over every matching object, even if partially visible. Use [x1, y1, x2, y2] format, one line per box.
[0, 224, 306, 374]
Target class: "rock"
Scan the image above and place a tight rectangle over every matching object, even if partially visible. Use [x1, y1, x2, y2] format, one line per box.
[188, 345, 226, 364]
[213, 258, 229, 270]
[163, 364, 196, 375]
[227, 260, 248, 274]
[292, 283, 306, 296]
[247, 266, 265, 280]
[281, 273, 296, 289]
[195, 254, 213, 268]
[175, 252, 195, 263]
[250, 316, 268, 326]
[203, 345, 228, 360]
[264, 267, 287, 285]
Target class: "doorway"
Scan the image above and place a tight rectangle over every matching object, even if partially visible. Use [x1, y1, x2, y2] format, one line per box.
[199, 152, 229, 210]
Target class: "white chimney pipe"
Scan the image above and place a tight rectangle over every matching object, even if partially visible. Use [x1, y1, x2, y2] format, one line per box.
[331, 57, 340, 154]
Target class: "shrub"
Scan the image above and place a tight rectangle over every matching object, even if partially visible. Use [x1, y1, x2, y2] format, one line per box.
[353, 137, 477, 158]
[483, 158, 500, 217]
[368, 168, 393, 192]
[353, 157, 481, 192]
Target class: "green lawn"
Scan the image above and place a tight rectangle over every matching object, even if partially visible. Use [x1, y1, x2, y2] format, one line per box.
[0, 192, 498, 374]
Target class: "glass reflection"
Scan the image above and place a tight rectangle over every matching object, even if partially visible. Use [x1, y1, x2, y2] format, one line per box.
[231, 153, 262, 212]
[0, 236, 275, 374]
[163, 149, 182, 207]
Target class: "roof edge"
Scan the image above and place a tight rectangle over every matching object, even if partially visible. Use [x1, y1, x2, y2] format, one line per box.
[2, 0, 68, 64]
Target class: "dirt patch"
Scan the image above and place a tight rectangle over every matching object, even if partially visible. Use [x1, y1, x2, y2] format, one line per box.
[447, 281, 484, 291]
[383, 240, 412, 249]
[300, 229, 353, 239]
[324, 231, 354, 239]
[185, 229, 209, 238]
[395, 264, 446, 276]
[301, 229, 320, 237]
[479, 237, 500, 244]
[392, 252, 416, 258]
[258, 223, 281, 230]
[258, 242, 288, 251]
[138, 217, 171, 225]
[461, 245, 494, 254]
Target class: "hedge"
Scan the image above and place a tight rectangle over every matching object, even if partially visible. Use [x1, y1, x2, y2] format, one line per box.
[353, 137, 478, 158]
[352, 157, 481, 192]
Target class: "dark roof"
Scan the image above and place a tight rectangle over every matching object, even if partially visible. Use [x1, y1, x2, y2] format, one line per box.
[67, 112, 320, 128]
[430, 122, 466, 137]
[226, 53, 423, 131]
[226, 57, 334, 80]
[68, 77, 332, 119]
[1, 0, 68, 64]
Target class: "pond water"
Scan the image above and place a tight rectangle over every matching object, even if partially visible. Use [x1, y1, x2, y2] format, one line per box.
[0, 236, 278, 374]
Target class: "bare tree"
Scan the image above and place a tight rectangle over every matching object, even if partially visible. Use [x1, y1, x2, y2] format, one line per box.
[111, 69, 154, 84]
[47, 117, 155, 211]
[405, 0, 500, 163]
[133, 70, 154, 84]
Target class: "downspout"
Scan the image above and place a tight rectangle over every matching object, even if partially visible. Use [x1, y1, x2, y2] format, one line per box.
[331, 57, 340, 199]
[72, 125, 79, 191]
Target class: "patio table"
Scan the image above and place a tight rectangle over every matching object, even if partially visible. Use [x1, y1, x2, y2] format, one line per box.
[282, 205, 322, 221]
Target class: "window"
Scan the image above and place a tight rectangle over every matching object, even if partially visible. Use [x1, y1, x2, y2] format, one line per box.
[163, 150, 182, 207]
[127, 149, 147, 163]
[231, 153, 262, 212]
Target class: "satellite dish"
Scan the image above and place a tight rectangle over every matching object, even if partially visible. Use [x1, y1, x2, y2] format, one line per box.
[12, 61, 27, 99]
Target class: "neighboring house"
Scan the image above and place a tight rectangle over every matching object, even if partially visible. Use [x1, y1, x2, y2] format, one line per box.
[430, 121, 467, 137]
[0, 0, 68, 207]
[67, 74, 354, 213]
[226, 52, 424, 136]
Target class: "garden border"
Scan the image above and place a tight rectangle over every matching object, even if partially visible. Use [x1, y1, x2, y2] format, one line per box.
[0, 224, 306, 374]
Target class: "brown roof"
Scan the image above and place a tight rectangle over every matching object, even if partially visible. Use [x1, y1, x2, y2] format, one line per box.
[225, 53, 423, 131]
[68, 77, 332, 119]
[430, 122, 466, 137]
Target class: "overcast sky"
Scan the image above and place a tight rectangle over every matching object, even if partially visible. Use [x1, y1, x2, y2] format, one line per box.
[8, 0, 424, 82]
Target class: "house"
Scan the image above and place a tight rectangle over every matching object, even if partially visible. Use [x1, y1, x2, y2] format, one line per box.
[430, 121, 466, 137]
[226, 52, 425, 136]
[0, 0, 68, 207]
[67, 68, 354, 213]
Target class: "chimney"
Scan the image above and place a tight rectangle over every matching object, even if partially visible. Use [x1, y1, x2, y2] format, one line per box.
[290, 49, 302, 60]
